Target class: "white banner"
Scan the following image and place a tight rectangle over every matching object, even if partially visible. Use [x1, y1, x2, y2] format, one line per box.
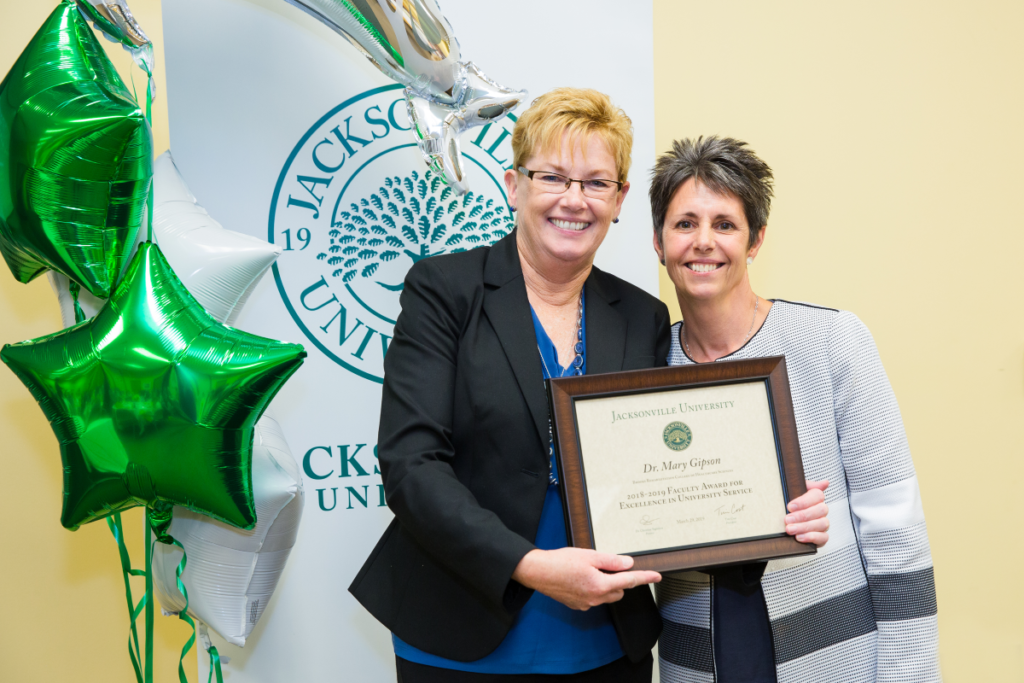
[163, 1, 656, 679]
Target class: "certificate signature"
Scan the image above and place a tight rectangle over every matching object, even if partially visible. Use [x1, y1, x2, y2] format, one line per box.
[713, 503, 747, 525]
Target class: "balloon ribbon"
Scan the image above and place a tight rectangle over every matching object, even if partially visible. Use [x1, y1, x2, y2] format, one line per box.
[149, 504, 223, 683]
[68, 281, 86, 324]
[103, 40, 160, 683]
[106, 511, 151, 683]
[105, 35, 220, 683]
[104, 22, 219, 683]
[145, 69, 154, 243]
[207, 646, 224, 683]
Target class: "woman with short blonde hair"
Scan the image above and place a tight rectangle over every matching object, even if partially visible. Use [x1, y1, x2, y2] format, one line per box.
[350, 96, 829, 683]
[512, 88, 634, 185]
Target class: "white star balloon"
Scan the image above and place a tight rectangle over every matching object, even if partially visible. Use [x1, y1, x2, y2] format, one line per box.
[48, 150, 281, 326]
[152, 412, 304, 648]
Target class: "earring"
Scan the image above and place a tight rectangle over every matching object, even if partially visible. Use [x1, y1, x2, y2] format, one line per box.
[509, 206, 516, 213]
[659, 257, 665, 266]
[613, 217, 619, 224]
[746, 256, 753, 265]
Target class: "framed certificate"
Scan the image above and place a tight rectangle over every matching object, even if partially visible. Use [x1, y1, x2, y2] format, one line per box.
[547, 356, 815, 574]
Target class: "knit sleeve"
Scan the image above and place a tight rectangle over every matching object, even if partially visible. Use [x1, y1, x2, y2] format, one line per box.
[828, 312, 941, 682]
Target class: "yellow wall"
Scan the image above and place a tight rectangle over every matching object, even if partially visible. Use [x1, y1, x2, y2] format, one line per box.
[653, 1, 1024, 680]
[2, 0, 1022, 681]
[0, 1, 184, 681]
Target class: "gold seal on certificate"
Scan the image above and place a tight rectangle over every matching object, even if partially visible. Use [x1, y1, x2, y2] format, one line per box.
[548, 356, 815, 574]
[662, 422, 692, 451]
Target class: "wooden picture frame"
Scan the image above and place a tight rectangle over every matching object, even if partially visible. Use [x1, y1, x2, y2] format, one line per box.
[547, 356, 815, 574]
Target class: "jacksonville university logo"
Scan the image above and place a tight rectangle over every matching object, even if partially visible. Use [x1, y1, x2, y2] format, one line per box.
[270, 84, 515, 382]
[663, 422, 693, 451]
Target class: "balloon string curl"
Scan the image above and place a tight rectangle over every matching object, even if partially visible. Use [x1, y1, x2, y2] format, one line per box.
[106, 511, 151, 683]
[107, 505, 225, 683]
[149, 504, 226, 683]
[68, 282, 86, 324]
[145, 68, 154, 244]
[150, 503, 201, 683]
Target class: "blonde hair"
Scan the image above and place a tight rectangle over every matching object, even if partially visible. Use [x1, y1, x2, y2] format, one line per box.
[511, 88, 633, 184]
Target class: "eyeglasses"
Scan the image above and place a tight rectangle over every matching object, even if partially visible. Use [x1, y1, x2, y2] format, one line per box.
[517, 167, 623, 199]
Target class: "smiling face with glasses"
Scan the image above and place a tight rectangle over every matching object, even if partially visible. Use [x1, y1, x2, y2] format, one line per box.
[504, 133, 630, 278]
[516, 168, 624, 199]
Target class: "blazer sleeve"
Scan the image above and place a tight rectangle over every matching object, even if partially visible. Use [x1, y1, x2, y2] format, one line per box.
[829, 312, 940, 681]
[377, 257, 536, 609]
[654, 302, 671, 368]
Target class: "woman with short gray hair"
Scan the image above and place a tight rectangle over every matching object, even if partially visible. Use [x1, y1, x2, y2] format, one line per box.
[651, 136, 940, 683]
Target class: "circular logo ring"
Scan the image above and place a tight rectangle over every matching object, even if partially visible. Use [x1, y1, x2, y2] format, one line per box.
[269, 84, 515, 383]
[663, 421, 693, 451]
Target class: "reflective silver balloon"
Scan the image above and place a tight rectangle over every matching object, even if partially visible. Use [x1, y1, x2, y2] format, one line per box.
[284, 0, 524, 193]
[406, 62, 523, 194]
[285, 0, 460, 101]
[76, 0, 155, 94]
[79, 0, 151, 48]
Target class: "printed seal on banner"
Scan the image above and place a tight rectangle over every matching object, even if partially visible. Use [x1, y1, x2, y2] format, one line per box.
[270, 84, 516, 383]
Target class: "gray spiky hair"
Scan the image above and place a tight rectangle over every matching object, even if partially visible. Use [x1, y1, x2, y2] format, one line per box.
[649, 136, 774, 248]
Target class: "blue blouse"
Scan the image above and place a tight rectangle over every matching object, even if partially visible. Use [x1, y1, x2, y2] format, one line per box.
[393, 293, 624, 674]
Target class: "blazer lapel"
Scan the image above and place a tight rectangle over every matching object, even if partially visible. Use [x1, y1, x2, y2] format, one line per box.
[482, 233, 549, 448]
[585, 268, 627, 375]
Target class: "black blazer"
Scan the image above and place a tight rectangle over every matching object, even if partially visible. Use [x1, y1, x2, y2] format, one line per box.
[349, 230, 670, 663]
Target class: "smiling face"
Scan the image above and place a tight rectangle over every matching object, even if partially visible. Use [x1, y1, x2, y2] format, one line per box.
[505, 133, 629, 277]
[653, 178, 765, 304]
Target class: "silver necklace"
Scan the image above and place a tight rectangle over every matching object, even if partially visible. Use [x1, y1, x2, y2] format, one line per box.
[682, 295, 759, 363]
[536, 291, 584, 378]
[539, 291, 584, 485]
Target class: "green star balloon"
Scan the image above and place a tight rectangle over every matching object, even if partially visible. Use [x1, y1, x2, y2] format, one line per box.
[0, 0, 152, 299]
[1, 243, 305, 530]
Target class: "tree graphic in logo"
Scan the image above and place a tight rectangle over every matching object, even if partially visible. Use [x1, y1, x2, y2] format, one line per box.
[317, 169, 512, 291]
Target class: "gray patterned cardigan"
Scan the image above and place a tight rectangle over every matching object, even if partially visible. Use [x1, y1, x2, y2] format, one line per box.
[657, 301, 940, 683]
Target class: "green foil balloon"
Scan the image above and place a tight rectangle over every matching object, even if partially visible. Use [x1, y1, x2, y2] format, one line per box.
[0, 0, 152, 299]
[1, 242, 306, 530]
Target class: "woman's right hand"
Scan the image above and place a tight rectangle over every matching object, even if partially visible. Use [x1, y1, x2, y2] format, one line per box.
[511, 548, 661, 611]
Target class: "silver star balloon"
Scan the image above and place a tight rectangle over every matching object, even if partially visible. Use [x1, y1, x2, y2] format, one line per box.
[76, 0, 156, 97]
[283, 0, 525, 194]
